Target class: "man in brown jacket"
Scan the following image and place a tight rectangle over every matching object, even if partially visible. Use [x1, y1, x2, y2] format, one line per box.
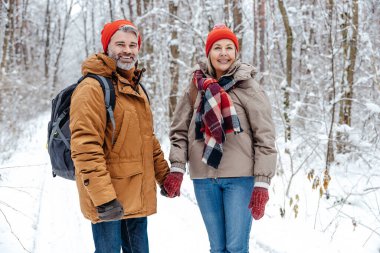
[70, 19, 170, 253]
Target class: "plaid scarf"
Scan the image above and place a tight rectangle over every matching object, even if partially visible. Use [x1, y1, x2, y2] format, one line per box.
[193, 70, 243, 169]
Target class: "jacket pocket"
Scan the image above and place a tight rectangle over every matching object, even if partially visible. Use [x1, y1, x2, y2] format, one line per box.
[109, 161, 143, 214]
[112, 110, 131, 154]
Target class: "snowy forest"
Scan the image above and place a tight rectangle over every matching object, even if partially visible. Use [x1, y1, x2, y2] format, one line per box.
[0, 0, 380, 252]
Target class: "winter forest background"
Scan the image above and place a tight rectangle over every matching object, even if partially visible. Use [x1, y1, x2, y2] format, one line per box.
[0, 0, 379, 252]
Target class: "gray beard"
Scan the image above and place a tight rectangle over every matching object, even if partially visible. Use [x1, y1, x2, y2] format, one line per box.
[116, 58, 137, 70]
[108, 51, 138, 70]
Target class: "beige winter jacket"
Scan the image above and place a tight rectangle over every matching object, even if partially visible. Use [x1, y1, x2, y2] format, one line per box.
[70, 53, 169, 223]
[169, 59, 277, 184]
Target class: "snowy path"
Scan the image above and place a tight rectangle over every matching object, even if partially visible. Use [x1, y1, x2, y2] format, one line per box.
[0, 116, 275, 253]
[4, 115, 376, 252]
[32, 166, 212, 253]
[32, 170, 274, 253]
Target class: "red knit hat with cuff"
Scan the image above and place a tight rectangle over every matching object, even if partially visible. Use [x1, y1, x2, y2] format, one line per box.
[205, 24, 239, 57]
[101, 19, 142, 54]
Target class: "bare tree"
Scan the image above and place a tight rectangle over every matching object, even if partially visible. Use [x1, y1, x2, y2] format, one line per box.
[337, 0, 359, 153]
[278, 0, 293, 143]
[140, 0, 153, 82]
[204, 1, 214, 31]
[232, 0, 242, 48]
[325, 0, 336, 169]
[222, 0, 242, 52]
[223, 0, 230, 27]
[258, 0, 266, 81]
[253, 0, 258, 66]
[1, 0, 15, 71]
[168, 0, 179, 120]
[80, 2, 90, 58]
[51, 0, 74, 94]
[19, 0, 30, 69]
[343, 0, 359, 129]
[43, 0, 51, 79]
[120, 0, 129, 19]
[108, 0, 115, 21]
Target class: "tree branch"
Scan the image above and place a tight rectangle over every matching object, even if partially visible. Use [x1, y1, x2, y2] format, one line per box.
[0, 208, 31, 252]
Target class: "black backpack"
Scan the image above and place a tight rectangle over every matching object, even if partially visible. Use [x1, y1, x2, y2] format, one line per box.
[47, 74, 116, 180]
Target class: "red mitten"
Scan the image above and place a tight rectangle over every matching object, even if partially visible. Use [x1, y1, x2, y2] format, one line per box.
[163, 172, 183, 198]
[248, 187, 269, 220]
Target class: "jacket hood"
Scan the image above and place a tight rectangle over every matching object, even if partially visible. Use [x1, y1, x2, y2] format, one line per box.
[197, 57, 257, 82]
[81, 53, 117, 77]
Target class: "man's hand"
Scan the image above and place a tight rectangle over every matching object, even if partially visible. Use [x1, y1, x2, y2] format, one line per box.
[163, 172, 183, 198]
[96, 199, 124, 221]
[248, 187, 269, 220]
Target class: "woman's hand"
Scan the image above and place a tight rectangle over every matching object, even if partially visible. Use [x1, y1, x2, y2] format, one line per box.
[248, 187, 269, 220]
[162, 172, 184, 198]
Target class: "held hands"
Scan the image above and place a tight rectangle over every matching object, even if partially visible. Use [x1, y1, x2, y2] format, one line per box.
[248, 187, 269, 220]
[96, 199, 124, 221]
[162, 172, 184, 198]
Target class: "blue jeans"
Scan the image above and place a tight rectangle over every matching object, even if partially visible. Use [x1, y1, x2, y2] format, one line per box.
[193, 177, 254, 253]
[91, 217, 149, 253]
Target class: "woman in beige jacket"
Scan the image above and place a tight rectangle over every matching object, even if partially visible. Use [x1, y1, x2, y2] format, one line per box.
[163, 24, 277, 252]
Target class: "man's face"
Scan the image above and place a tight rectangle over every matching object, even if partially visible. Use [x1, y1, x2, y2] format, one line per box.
[107, 30, 139, 70]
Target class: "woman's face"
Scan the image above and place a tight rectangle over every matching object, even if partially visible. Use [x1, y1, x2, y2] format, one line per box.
[209, 39, 236, 79]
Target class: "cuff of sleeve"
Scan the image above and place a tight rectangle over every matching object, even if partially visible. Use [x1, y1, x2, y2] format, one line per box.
[254, 175, 271, 184]
[170, 162, 186, 171]
[170, 166, 186, 174]
[254, 181, 270, 189]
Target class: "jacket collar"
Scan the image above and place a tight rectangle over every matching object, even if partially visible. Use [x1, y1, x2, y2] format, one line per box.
[197, 57, 257, 82]
[82, 53, 137, 86]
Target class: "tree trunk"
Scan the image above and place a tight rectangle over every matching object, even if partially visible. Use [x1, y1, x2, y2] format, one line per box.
[326, 0, 336, 169]
[344, 0, 358, 127]
[1, 0, 15, 71]
[224, 0, 230, 26]
[15, 0, 22, 67]
[0, 1, 3, 28]
[108, 0, 115, 21]
[270, 0, 284, 73]
[253, 0, 257, 66]
[309, 0, 316, 46]
[51, 0, 73, 94]
[142, 0, 153, 74]
[8, 0, 15, 69]
[298, 0, 306, 80]
[337, 0, 358, 153]
[258, 0, 266, 82]
[232, 0, 242, 48]
[120, 0, 128, 19]
[278, 0, 293, 142]
[141, 0, 154, 98]
[21, 0, 29, 69]
[168, 0, 179, 120]
[43, 0, 51, 79]
[82, 4, 89, 58]
[128, 0, 133, 20]
[91, 2, 96, 53]
[205, 1, 214, 31]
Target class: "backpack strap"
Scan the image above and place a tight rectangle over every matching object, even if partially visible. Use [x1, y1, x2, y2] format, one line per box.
[84, 73, 116, 144]
[139, 83, 150, 104]
[49, 109, 71, 149]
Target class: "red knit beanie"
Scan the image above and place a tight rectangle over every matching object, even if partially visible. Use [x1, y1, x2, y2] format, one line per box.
[205, 24, 239, 57]
[101, 19, 142, 53]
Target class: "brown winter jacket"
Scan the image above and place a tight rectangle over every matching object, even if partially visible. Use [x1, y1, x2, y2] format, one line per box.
[70, 53, 169, 223]
[169, 59, 277, 184]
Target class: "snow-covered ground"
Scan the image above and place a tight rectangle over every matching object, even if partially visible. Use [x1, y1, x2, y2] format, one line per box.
[0, 114, 379, 253]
